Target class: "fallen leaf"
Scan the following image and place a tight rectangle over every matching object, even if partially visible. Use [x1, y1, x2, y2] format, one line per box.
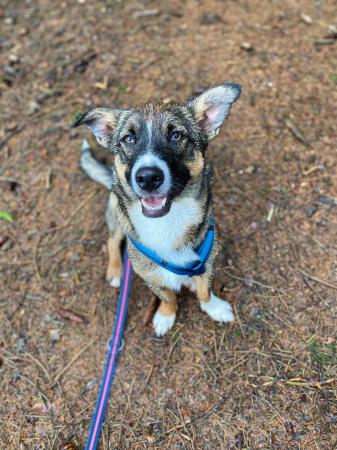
[58, 306, 85, 323]
[284, 117, 310, 146]
[146, 434, 156, 444]
[31, 401, 49, 415]
[49, 329, 61, 343]
[240, 41, 254, 51]
[0, 210, 14, 222]
[300, 13, 312, 25]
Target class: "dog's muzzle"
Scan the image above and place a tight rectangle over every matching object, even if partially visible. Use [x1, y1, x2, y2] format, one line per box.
[131, 156, 172, 218]
[135, 166, 164, 192]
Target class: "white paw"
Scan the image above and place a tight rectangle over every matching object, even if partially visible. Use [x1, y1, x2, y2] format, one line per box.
[182, 278, 196, 292]
[109, 277, 121, 288]
[152, 311, 176, 337]
[200, 293, 234, 323]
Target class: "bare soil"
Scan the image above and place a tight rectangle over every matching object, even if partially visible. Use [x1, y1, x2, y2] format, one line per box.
[1, 1, 337, 449]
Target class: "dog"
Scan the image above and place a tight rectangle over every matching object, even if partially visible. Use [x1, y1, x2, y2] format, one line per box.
[73, 83, 241, 336]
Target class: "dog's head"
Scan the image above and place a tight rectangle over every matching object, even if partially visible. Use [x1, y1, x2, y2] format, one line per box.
[73, 83, 240, 218]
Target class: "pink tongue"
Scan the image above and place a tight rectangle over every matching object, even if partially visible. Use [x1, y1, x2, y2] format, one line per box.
[143, 196, 164, 207]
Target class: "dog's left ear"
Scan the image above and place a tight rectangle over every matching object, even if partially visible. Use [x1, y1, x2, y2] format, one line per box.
[187, 83, 241, 139]
[72, 107, 121, 149]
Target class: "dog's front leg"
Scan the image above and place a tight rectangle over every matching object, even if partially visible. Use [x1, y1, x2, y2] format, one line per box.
[148, 284, 177, 337]
[105, 193, 125, 288]
[195, 274, 234, 324]
[106, 229, 124, 288]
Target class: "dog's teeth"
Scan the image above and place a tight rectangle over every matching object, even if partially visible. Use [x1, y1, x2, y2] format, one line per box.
[141, 197, 167, 211]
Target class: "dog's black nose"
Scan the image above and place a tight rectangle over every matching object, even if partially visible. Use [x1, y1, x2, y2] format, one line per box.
[135, 167, 164, 192]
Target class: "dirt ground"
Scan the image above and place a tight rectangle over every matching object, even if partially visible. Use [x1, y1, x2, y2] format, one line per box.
[1, 0, 337, 449]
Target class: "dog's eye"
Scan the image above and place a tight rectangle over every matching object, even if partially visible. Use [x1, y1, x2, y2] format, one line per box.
[122, 134, 135, 144]
[171, 131, 182, 142]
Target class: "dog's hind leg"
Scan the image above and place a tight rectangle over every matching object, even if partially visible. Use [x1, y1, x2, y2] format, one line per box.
[106, 193, 124, 288]
[195, 275, 234, 323]
[150, 286, 177, 337]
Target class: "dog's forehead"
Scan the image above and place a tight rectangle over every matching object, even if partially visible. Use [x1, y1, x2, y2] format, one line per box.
[120, 104, 189, 133]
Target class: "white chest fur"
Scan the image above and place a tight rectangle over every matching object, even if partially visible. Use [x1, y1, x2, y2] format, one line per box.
[129, 197, 201, 291]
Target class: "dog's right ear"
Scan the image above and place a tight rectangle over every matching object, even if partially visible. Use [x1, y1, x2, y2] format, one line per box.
[72, 107, 120, 149]
[187, 83, 241, 140]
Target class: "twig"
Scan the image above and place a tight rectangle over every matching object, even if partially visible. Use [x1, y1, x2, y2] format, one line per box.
[297, 267, 337, 290]
[50, 338, 97, 387]
[33, 234, 43, 282]
[233, 304, 246, 338]
[0, 125, 25, 150]
[223, 269, 282, 293]
[217, 329, 228, 362]
[212, 327, 218, 362]
[64, 190, 97, 226]
[142, 364, 155, 392]
[221, 355, 248, 374]
[67, 401, 96, 424]
[24, 352, 52, 382]
[164, 396, 227, 436]
[15, 373, 50, 403]
[32, 190, 97, 282]
[7, 288, 28, 320]
[284, 117, 310, 147]
[164, 336, 181, 369]
[135, 57, 159, 73]
[255, 395, 286, 429]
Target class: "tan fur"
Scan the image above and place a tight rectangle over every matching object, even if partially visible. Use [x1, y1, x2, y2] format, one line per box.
[156, 292, 177, 317]
[114, 155, 137, 202]
[186, 153, 205, 178]
[106, 231, 124, 282]
[114, 155, 127, 180]
[195, 275, 211, 303]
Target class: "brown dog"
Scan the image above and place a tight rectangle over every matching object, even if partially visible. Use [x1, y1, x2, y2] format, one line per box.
[73, 83, 241, 336]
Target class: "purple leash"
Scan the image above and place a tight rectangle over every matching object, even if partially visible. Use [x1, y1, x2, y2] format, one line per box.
[85, 250, 133, 450]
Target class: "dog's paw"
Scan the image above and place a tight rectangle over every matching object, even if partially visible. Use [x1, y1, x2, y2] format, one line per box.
[108, 276, 121, 288]
[106, 267, 122, 288]
[182, 278, 196, 293]
[152, 311, 176, 337]
[200, 293, 234, 323]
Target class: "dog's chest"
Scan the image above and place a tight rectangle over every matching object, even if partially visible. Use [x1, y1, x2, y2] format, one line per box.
[129, 198, 201, 290]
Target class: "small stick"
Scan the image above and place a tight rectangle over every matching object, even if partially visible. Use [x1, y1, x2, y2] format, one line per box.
[15, 373, 50, 403]
[50, 338, 96, 387]
[24, 352, 52, 382]
[221, 355, 248, 374]
[223, 269, 282, 293]
[64, 190, 97, 226]
[233, 303, 246, 338]
[0, 125, 24, 150]
[164, 336, 181, 369]
[217, 329, 227, 362]
[212, 327, 218, 362]
[176, 396, 190, 435]
[68, 400, 96, 424]
[297, 267, 337, 290]
[33, 234, 43, 282]
[142, 364, 155, 392]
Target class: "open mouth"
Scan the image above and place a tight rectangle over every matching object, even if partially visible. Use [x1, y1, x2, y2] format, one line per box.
[141, 195, 171, 218]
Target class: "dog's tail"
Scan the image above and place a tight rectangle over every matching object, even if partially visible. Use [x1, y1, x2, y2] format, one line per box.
[80, 139, 113, 190]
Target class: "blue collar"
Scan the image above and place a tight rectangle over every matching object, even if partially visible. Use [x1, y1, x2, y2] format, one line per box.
[128, 218, 215, 277]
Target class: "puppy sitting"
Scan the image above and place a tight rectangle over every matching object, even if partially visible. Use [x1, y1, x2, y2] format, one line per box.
[73, 83, 241, 336]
